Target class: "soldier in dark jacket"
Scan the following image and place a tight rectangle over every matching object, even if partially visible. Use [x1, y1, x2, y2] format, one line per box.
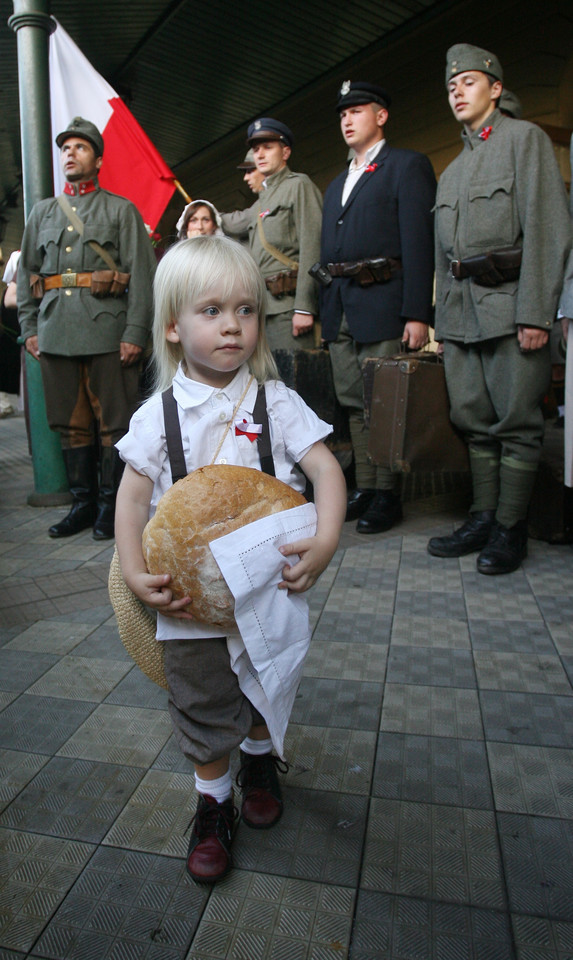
[319, 81, 436, 533]
[18, 117, 156, 540]
[428, 45, 571, 574]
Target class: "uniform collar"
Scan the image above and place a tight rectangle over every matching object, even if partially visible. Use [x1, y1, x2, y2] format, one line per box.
[462, 107, 503, 150]
[261, 164, 291, 190]
[63, 178, 99, 197]
[347, 138, 385, 172]
[172, 362, 257, 411]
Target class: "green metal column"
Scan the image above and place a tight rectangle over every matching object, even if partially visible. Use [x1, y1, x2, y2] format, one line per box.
[9, 0, 69, 505]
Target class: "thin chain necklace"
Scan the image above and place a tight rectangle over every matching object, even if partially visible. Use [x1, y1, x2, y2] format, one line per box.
[210, 374, 255, 465]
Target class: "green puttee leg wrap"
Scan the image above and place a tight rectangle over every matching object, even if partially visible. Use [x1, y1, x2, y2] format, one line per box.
[469, 446, 500, 513]
[496, 456, 538, 528]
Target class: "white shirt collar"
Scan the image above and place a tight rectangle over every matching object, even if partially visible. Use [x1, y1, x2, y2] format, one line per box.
[347, 138, 385, 173]
[172, 362, 256, 410]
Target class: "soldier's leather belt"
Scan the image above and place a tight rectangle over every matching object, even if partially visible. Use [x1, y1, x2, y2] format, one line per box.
[44, 272, 93, 290]
[327, 257, 402, 286]
[450, 247, 522, 287]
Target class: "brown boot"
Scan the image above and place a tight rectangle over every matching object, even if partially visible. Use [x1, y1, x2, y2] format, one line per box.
[237, 752, 288, 829]
[186, 794, 237, 884]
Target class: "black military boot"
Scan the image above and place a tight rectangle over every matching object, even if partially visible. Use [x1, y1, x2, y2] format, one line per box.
[427, 510, 495, 558]
[93, 447, 125, 540]
[356, 490, 403, 534]
[48, 447, 98, 538]
[476, 520, 528, 575]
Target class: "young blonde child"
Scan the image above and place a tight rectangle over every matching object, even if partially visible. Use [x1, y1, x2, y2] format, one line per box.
[115, 236, 346, 883]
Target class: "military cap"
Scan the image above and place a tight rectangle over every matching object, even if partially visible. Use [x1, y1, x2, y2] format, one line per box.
[336, 80, 391, 111]
[237, 149, 256, 170]
[246, 118, 293, 148]
[56, 117, 104, 156]
[445, 44, 503, 85]
[499, 88, 522, 119]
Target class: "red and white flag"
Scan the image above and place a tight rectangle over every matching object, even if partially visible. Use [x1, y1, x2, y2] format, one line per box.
[49, 19, 177, 230]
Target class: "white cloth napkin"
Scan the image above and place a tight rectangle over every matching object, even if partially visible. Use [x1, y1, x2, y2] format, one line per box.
[209, 502, 317, 758]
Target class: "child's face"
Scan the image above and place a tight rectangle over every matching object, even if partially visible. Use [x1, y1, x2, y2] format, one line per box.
[167, 283, 259, 387]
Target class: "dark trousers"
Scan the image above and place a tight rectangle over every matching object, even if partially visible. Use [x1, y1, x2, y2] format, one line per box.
[39, 352, 140, 449]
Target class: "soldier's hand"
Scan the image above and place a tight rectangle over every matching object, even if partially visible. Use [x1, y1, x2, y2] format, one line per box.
[292, 312, 314, 337]
[517, 326, 549, 352]
[25, 336, 40, 360]
[119, 342, 143, 366]
[402, 321, 429, 351]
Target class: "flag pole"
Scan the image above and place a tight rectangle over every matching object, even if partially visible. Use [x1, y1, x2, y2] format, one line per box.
[173, 179, 191, 203]
[9, 0, 70, 506]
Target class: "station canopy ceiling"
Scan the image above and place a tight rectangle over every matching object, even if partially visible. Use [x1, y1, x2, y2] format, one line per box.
[1, 0, 451, 199]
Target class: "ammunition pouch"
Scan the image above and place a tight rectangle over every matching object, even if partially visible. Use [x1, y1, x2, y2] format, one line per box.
[264, 267, 298, 298]
[325, 257, 402, 287]
[30, 274, 45, 299]
[450, 247, 522, 287]
[90, 270, 131, 297]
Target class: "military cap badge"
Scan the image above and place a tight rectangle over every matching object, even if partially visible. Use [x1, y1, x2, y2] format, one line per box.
[340, 80, 351, 96]
[255, 120, 261, 130]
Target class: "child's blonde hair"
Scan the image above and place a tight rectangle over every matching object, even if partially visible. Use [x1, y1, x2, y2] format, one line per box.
[151, 235, 279, 391]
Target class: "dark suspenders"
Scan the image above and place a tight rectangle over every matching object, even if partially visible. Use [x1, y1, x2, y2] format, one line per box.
[161, 382, 276, 484]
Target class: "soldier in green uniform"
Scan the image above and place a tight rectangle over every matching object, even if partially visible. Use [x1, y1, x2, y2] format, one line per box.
[428, 45, 571, 574]
[245, 118, 322, 352]
[18, 117, 156, 540]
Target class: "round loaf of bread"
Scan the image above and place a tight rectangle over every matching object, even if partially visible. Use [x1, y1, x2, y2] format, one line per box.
[142, 464, 306, 628]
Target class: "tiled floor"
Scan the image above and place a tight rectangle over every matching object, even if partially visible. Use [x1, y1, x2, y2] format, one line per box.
[1, 410, 572, 959]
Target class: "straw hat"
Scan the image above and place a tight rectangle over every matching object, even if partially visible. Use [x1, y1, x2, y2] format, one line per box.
[108, 547, 167, 689]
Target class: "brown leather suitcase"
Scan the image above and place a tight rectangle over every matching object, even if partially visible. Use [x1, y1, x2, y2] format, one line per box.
[363, 352, 469, 474]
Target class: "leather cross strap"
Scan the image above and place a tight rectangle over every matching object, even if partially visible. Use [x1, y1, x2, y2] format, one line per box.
[57, 194, 120, 273]
[256, 206, 298, 271]
[161, 383, 276, 484]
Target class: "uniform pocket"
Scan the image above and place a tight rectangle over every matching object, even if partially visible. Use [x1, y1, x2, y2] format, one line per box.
[468, 177, 516, 247]
[83, 223, 120, 269]
[36, 225, 65, 272]
[434, 188, 459, 256]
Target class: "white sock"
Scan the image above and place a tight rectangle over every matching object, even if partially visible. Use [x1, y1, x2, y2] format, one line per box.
[195, 770, 232, 803]
[240, 737, 273, 756]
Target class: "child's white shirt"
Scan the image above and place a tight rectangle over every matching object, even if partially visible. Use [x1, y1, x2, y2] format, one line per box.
[116, 362, 332, 641]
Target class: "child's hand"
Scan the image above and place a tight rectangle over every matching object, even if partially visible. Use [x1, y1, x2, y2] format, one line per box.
[128, 571, 194, 620]
[278, 535, 335, 593]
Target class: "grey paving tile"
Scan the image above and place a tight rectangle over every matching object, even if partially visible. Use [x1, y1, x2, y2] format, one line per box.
[386, 646, 476, 688]
[284, 725, 375, 795]
[536, 595, 573, 625]
[321, 585, 396, 618]
[372, 733, 493, 809]
[512, 914, 573, 960]
[381, 684, 484, 739]
[481, 691, 573, 747]
[349, 891, 515, 959]
[0, 695, 95, 755]
[548, 623, 573, 657]
[0, 757, 145, 842]
[32, 845, 208, 960]
[469, 619, 557, 655]
[488, 743, 573, 819]
[302, 640, 388, 682]
[465, 591, 542, 621]
[187, 871, 355, 960]
[0, 692, 18, 713]
[473, 652, 572, 696]
[26, 654, 133, 702]
[562, 656, 573, 687]
[47, 603, 114, 626]
[361, 799, 505, 910]
[390, 614, 471, 649]
[394, 590, 467, 619]
[0, 649, 59, 693]
[498, 812, 573, 921]
[0, 828, 95, 954]
[312, 610, 392, 644]
[462, 568, 531, 593]
[0, 750, 48, 814]
[104, 667, 169, 710]
[103, 769, 195, 858]
[398, 561, 463, 593]
[233, 787, 368, 885]
[152, 736, 195, 775]
[289, 677, 383, 731]
[526, 569, 573, 596]
[0, 627, 21, 649]
[57, 704, 172, 767]
[4, 619, 92, 655]
[71, 622, 132, 660]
